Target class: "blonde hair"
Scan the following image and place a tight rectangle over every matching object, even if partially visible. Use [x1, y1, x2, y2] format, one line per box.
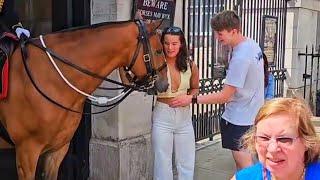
[242, 97, 320, 165]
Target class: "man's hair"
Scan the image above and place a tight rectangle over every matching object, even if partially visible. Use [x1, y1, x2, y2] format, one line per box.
[211, 10, 241, 31]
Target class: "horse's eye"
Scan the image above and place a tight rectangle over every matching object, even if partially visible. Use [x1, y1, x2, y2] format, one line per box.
[155, 49, 163, 56]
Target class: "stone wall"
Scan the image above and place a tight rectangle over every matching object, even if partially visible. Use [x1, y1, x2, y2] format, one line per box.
[285, 0, 320, 110]
[89, 1, 155, 179]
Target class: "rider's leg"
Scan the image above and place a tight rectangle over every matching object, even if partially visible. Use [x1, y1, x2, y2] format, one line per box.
[0, 48, 6, 64]
[0, 48, 7, 93]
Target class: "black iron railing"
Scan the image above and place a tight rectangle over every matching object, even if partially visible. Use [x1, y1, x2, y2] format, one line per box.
[299, 45, 320, 115]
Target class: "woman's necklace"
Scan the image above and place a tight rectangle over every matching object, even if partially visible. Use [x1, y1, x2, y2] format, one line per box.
[300, 168, 306, 180]
[263, 167, 305, 180]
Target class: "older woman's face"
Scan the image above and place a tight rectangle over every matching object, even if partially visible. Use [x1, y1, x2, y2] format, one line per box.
[255, 113, 306, 178]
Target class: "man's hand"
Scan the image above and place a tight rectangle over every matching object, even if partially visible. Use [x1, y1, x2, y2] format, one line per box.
[15, 27, 30, 39]
[168, 94, 192, 108]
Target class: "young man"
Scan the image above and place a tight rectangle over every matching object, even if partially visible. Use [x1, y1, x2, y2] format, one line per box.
[169, 10, 264, 170]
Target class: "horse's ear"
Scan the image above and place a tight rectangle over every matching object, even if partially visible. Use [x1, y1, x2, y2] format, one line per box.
[151, 19, 164, 31]
[147, 19, 164, 33]
[134, 11, 143, 20]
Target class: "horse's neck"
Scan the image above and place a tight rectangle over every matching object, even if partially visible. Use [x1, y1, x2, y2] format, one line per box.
[46, 23, 137, 93]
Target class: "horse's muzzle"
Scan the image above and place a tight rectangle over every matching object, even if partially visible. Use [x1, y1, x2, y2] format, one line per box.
[154, 77, 169, 93]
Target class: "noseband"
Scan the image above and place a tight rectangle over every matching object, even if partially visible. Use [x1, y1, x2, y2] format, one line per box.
[124, 20, 167, 91]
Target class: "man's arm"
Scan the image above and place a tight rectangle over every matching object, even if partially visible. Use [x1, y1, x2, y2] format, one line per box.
[197, 84, 236, 104]
[265, 74, 275, 100]
[169, 84, 236, 107]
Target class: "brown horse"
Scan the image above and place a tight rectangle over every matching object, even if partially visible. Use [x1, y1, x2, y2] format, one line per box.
[0, 20, 168, 180]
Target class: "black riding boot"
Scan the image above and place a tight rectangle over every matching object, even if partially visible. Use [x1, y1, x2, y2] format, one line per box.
[0, 49, 7, 93]
[0, 49, 6, 65]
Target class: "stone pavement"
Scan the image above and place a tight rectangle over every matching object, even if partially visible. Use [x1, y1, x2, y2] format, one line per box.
[195, 135, 235, 180]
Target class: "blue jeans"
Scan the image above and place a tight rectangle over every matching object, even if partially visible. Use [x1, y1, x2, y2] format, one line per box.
[152, 102, 195, 180]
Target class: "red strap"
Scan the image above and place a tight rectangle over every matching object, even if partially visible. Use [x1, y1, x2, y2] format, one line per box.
[0, 59, 9, 99]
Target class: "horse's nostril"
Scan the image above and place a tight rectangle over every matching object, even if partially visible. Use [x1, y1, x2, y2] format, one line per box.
[164, 82, 169, 91]
[155, 80, 169, 93]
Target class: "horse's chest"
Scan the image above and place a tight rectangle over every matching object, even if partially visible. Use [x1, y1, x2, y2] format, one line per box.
[48, 116, 81, 149]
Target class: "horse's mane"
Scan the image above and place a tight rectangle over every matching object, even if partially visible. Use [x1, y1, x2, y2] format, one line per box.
[29, 19, 160, 45]
[28, 20, 136, 43]
[54, 20, 133, 34]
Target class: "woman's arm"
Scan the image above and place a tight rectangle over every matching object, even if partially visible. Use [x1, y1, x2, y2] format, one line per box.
[265, 74, 275, 100]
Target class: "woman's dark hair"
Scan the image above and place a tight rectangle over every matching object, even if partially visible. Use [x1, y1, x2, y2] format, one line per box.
[161, 26, 189, 72]
[263, 53, 269, 88]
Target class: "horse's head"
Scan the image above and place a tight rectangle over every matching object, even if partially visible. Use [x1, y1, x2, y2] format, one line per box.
[124, 20, 168, 94]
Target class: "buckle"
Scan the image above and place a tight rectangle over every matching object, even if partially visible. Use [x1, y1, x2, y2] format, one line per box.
[143, 54, 151, 62]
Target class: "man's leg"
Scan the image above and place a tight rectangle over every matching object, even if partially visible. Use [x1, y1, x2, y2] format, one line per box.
[232, 150, 253, 170]
[220, 118, 253, 170]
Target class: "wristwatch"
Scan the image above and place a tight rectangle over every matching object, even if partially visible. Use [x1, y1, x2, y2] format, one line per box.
[192, 94, 198, 104]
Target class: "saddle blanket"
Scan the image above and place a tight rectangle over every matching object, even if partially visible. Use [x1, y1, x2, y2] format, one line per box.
[0, 32, 18, 100]
[0, 57, 8, 100]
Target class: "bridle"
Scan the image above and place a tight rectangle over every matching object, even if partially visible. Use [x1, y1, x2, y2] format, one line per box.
[18, 20, 167, 114]
[123, 20, 167, 92]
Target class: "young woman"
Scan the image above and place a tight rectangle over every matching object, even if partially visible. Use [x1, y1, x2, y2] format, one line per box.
[152, 26, 199, 180]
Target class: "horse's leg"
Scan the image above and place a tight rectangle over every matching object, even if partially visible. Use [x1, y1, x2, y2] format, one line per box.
[0, 137, 14, 148]
[15, 141, 42, 180]
[42, 143, 70, 180]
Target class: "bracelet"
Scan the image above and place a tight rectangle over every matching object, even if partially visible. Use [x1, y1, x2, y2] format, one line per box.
[192, 94, 197, 104]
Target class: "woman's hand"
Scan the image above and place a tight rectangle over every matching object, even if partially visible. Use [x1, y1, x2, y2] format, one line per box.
[168, 94, 192, 108]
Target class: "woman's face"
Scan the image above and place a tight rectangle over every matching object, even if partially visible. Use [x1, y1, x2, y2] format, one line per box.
[163, 34, 181, 58]
[255, 113, 306, 178]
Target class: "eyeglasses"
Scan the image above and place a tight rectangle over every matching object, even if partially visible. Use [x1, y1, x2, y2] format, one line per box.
[164, 26, 183, 34]
[255, 135, 300, 148]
